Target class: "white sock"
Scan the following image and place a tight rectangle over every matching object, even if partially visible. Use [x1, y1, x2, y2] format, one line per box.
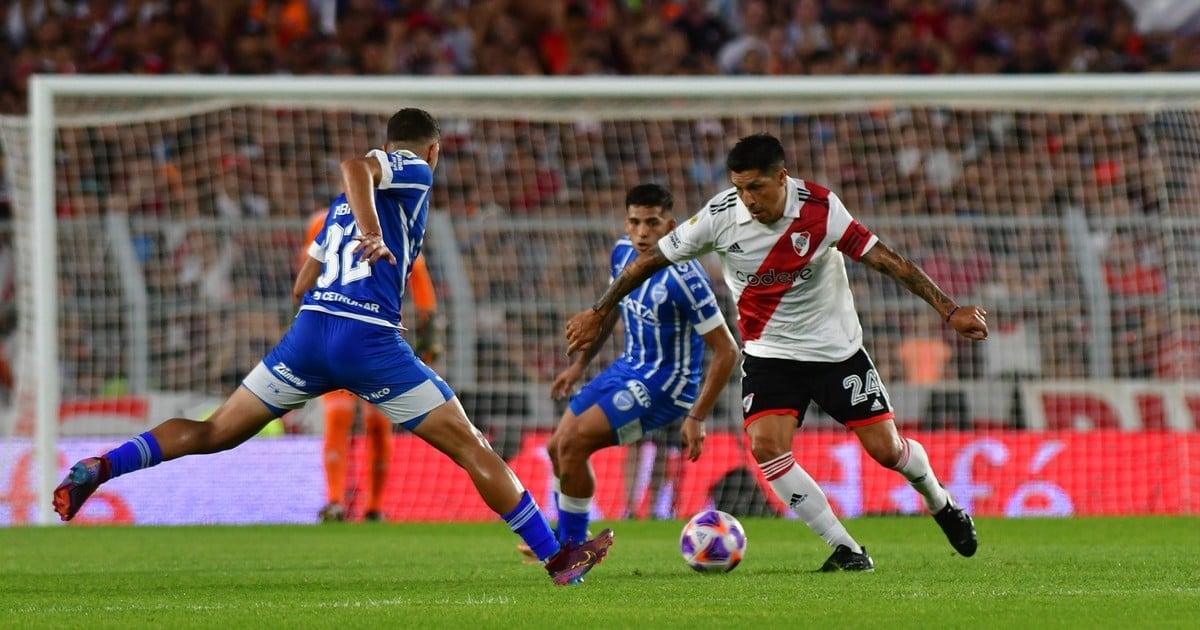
[892, 438, 950, 513]
[760, 452, 861, 553]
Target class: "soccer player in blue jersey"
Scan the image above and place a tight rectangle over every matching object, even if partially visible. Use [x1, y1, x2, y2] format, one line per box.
[53, 108, 612, 586]
[524, 184, 739, 555]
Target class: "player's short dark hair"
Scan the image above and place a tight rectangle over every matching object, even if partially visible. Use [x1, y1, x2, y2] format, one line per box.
[625, 183, 673, 212]
[726, 133, 786, 173]
[387, 108, 440, 145]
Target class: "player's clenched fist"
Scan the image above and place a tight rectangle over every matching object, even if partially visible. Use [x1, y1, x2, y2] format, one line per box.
[946, 305, 989, 341]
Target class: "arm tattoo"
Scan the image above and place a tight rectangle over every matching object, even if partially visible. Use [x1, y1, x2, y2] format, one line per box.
[579, 309, 621, 365]
[862, 243, 957, 318]
[592, 244, 672, 314]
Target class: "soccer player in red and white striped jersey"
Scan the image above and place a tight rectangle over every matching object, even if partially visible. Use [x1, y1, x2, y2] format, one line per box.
[567, 133, 988, 571]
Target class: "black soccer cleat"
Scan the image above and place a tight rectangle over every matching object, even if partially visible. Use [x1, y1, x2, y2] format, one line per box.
[819, 544, 875, 572]
[318, 503, 346, 523]
[933, 501, 978, 557]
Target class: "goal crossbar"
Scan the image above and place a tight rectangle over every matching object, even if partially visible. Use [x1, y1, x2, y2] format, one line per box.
[19, 73, 1200, 525]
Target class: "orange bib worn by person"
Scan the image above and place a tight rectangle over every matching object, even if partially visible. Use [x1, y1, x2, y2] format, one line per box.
[299, 210, 440, 522]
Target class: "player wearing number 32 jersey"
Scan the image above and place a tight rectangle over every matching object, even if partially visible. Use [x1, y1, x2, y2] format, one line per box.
[566, 133, 989, 572]
[54, 108, 613, 586]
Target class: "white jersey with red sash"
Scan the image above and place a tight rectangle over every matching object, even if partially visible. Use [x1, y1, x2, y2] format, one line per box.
[658, 177, 878, 362]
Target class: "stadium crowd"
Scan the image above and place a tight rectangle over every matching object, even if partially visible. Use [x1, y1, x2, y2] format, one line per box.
[1, 0, 1198, 411]
[1, 0, 1196, 107]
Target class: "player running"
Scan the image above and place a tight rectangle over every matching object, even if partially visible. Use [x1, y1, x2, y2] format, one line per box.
[566, 133, 985, 571]
[54, 107, 612, 586]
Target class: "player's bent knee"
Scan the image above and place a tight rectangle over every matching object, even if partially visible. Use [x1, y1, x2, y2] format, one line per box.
[852, 419, 904, 468]
[866, 443, 903, 469]
[545, 434, 561, 464]
[746, 428, 792, 463]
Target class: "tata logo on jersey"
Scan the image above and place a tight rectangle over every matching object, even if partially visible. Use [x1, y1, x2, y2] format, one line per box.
[735, 267, 812, 287]
[623, 299, 660, 324]
[792, 231, 811, 257]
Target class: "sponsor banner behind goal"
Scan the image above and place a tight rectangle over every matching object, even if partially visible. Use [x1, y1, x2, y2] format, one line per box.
[2, 429, 1195, 525]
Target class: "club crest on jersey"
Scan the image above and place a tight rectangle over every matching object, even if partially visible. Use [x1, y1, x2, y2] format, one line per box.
[742, 393, 754, 413]
[791, 231, 811, 257]
[650, 283, 669, 304]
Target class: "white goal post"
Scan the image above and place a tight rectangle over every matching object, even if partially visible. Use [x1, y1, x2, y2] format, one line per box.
[5, 74, 1200, 525]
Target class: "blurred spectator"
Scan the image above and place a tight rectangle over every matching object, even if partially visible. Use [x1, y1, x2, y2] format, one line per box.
[716, 0, 769, 74]
[897, 311, 952, 385]
[2, 0, 1197, 114]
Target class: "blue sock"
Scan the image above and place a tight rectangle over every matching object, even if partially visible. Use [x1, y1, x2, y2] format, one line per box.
[104, 431, 163, 479]
[557, 493, 592, 546]
[502, 491, 559, 561]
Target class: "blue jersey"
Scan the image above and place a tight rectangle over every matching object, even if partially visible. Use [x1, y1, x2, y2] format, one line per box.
[245, 147, 451, 429]
[611, 237, 724, 399]
[300, 149, 432, 329]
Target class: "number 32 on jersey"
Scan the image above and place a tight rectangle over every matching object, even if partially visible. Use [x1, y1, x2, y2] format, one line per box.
[316, 223, 372, 288]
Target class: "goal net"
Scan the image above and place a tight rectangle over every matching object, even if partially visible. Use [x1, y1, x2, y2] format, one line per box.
[1, 76, 1197, 525]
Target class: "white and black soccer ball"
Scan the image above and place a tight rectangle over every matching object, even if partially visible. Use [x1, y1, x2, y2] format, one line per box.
[680, 509, 746, 573]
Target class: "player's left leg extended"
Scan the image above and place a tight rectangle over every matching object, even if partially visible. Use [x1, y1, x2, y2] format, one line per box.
[53, 386, 278, 521]
[409, 396, 613, 584]
[549, 405, 615, 545]
[852, 419, 977, 557]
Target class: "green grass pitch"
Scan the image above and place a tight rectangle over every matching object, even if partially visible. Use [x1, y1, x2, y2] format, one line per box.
[2, 517, 1197, 629]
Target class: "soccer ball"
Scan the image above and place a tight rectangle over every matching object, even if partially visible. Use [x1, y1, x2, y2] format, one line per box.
[680, 510, 746, 573]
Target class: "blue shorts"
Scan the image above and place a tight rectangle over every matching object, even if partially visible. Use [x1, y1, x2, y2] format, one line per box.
[241, 310, 453, 430]
[568, 363, 693, 446]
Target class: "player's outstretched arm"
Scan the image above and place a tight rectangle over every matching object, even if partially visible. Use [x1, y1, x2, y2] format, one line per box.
[340, 156, 396, 265]
[681, 323, 740, 462]
[859, 240, 988, 340]
[551, 308, 619, 400]
[565, 244, 672, 355]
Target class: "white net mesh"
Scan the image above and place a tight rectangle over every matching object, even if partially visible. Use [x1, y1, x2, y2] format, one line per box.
[1, 81, 1197, 525]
